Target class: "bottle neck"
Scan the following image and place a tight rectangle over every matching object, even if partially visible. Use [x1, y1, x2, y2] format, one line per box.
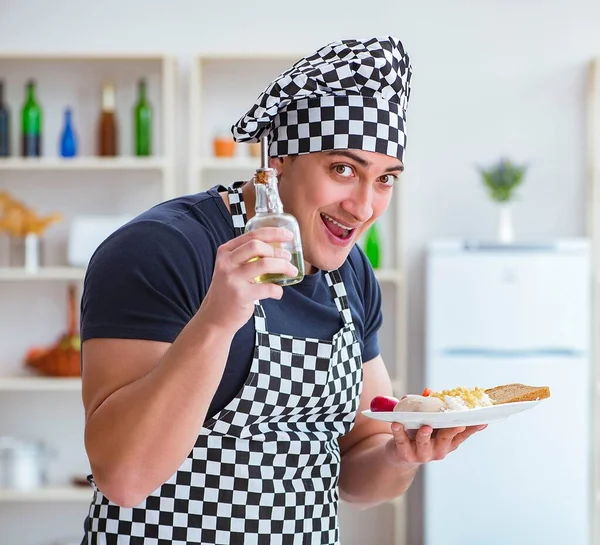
[138, 80, 147, 101]
[26, 82, 36, 103]
[102, 84, 116, 113]
[254, 171, 283, 215]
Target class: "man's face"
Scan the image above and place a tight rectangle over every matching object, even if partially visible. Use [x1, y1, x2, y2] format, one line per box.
[271, 149, 404, 273]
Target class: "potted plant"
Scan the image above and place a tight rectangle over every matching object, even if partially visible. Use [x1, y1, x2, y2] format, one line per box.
[478, 157, 527, 243]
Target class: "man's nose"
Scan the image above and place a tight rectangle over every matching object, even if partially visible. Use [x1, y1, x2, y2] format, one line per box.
[342, 184, 374, 223]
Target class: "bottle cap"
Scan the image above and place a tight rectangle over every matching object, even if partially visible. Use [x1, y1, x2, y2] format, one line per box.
[102, 83, 116, 111]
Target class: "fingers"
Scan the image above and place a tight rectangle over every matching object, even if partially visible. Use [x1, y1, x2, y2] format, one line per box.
[450, 424, 487, 450]
[388, 424, 488, 465]
[434, 426, 466, 445]
[230, 237, 291, 266]
[240, 257, 298, 282]
[414, 425, 434, 461]
[224, 227, 294, 252]
[391, 423, 415, 462]
[251, 282, 285, 301]
[216, 227, 298, 285]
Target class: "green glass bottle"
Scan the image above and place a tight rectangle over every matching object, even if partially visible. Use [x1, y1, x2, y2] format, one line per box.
[364, 222, 381, 269]
[21, 80, 42, 157]
[133, 78, 152, 156]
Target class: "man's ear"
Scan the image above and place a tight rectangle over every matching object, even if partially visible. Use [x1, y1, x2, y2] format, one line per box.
[268, 156, 285, 174]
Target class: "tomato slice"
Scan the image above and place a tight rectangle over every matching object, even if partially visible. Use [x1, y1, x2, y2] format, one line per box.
[422, 387, 431, 397]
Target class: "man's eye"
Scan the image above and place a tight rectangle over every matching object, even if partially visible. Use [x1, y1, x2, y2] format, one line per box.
[380, 174, 399, 186]
[333, 165, 354, 177]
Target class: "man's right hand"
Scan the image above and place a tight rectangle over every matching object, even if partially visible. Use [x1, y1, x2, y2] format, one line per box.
[199, 227, 298, 334]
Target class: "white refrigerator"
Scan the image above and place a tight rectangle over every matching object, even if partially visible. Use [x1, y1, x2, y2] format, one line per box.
[424, 238, 592, 545]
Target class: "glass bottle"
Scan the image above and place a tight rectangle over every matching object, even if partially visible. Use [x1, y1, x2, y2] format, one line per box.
[59, 108, 77, 158]
[244, 167, 305, 287]
[133, 78, 152, 156]
[364, 222, 381, 269]
[21, 80, 42, 157]
[98, 83, 117, 156]
[0, 80, 10, 157]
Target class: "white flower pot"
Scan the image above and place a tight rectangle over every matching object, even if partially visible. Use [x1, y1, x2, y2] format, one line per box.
[497, 203, 514, 243]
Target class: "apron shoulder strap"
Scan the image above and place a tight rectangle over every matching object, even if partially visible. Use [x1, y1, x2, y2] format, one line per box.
[324, 269, 353, 328]
[226, 182, 247, 237]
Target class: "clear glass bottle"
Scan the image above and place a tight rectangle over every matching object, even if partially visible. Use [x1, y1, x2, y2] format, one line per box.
[244, 167, 305, 286]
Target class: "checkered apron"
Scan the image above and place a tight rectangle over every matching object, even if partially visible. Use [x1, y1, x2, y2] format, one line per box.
[85, 183, 364, 545]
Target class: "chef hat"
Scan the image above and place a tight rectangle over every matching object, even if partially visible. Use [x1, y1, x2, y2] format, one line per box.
[232, 36, 412, 162]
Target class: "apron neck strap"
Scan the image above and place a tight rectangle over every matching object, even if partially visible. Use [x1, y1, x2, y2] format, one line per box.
[324, 269, 354, 327]
[226, 182, 247, 236]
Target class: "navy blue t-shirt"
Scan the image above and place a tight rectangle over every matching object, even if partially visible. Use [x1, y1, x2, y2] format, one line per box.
[81, 186, 383, 418]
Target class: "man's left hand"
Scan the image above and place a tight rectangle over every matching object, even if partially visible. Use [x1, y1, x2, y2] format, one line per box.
[386, 423, 487, 466]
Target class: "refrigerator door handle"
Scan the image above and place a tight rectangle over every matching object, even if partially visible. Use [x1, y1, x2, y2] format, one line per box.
[438, 347, 585, 358]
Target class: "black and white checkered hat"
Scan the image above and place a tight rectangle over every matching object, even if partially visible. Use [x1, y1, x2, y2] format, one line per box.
[232, 36, 412, 162]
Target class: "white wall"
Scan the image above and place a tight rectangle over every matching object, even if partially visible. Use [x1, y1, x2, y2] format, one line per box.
[2, 0, 600, 543]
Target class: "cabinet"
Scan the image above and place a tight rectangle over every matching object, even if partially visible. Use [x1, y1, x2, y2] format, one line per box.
[189, 53, 408, 545]
[586, 56, 600, 545]
[0, 53, 176, 545]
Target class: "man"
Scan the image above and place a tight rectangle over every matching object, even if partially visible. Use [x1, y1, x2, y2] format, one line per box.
[80, 36, 484, 544]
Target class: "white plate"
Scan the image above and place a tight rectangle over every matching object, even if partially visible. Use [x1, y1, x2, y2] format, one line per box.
[362, 400, 543, 430]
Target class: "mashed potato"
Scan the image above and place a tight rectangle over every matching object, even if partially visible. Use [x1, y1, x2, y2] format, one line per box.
[430, 387, 493, 411]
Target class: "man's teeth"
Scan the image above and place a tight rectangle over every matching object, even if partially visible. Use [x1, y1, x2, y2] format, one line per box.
[321, 213, 354, 231]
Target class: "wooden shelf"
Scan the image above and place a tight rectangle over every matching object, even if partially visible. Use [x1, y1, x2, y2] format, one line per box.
[0, 157, 168, 171]
[0, 486, 92, 502]
[0, 267, 86, 281]
[0, 374, 81, 392]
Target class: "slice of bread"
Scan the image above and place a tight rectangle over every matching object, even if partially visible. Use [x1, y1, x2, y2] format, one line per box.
[484, 383, 550, 405]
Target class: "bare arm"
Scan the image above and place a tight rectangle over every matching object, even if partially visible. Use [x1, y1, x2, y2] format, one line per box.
[82, 227, 298, 508]
[338, 356, 485, 509]
[83, 314, 233, 508]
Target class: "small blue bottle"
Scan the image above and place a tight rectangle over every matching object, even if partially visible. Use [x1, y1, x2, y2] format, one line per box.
[60, 107, 77, 158]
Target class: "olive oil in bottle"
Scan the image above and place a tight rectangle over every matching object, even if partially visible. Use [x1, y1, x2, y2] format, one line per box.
[244, 136, 304, 286]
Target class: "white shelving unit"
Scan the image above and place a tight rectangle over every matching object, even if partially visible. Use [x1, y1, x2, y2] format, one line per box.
[190, 53, 408, 545]
[0, 52, 177, 545]
[0, 266, 86, 281]
[0, 486, 92, 502]
[586, 57, 600, 545]
[0, 374, 81, 391]
[0, 156, 168, 171]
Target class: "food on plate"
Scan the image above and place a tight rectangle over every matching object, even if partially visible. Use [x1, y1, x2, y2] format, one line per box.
[369, 383, 551, 413]
[394, 394, 447, 413]
[484, 383, 551, 404]
[370, 395, 399, 412]
[428, 386, 494, 411]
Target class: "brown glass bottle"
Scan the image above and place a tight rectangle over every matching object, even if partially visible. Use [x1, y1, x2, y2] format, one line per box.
[98, 83, 117, 156]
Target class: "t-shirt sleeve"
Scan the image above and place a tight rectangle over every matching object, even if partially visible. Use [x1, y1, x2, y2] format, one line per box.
[80, 220, 205, 344]
[354, 246, 383, 362]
